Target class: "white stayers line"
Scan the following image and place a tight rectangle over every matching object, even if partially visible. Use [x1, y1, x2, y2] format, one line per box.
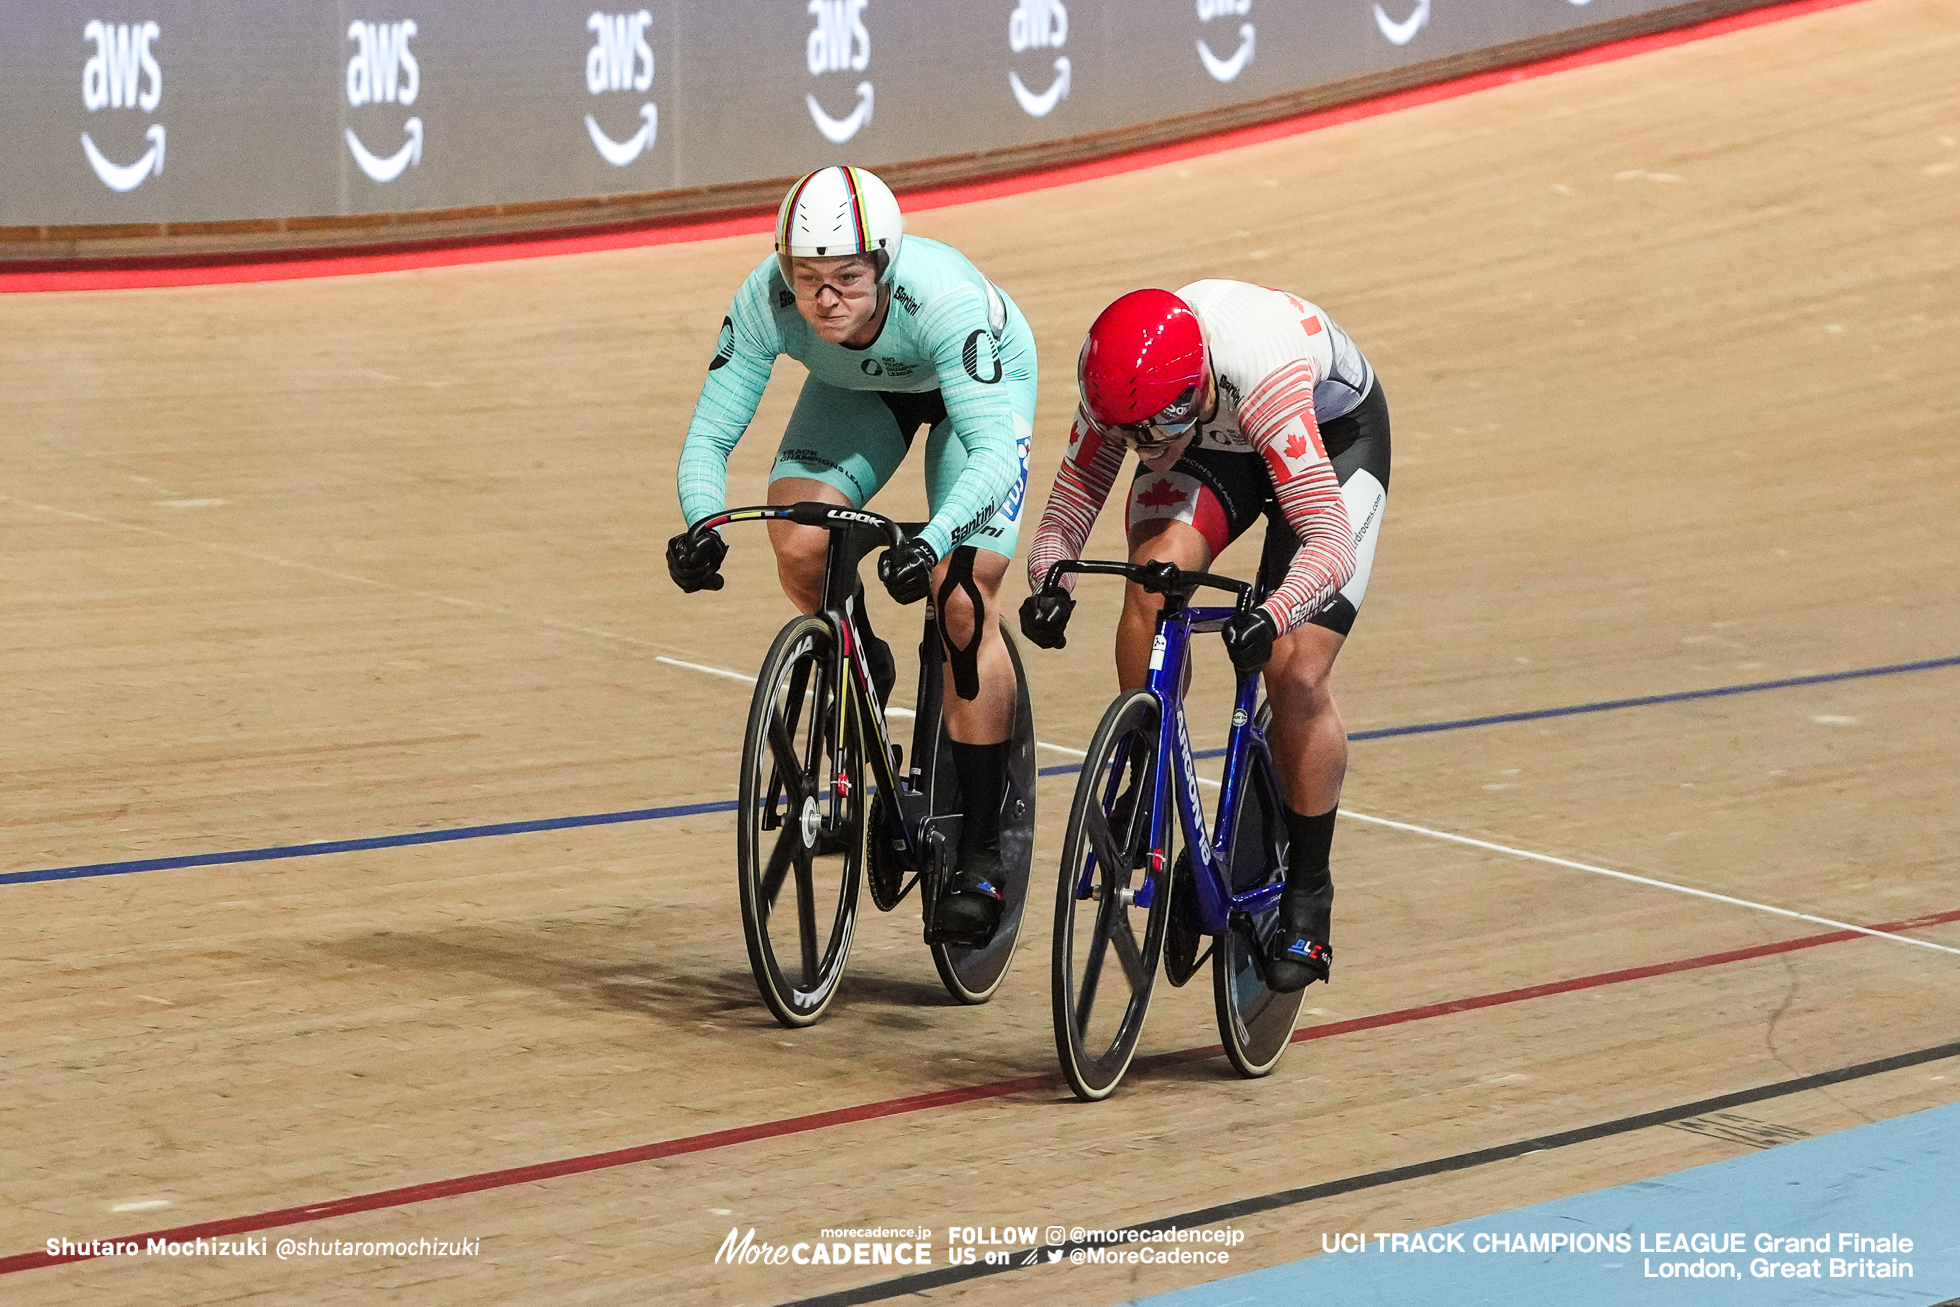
[1192, 775, 1955, 956]
[1337, 810, 1960, 958]
[653, 655, 1098, 737]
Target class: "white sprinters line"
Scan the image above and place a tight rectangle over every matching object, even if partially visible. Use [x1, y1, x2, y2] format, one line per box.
[1338, 809, 1960, 958]
[654, 656, 754, 684]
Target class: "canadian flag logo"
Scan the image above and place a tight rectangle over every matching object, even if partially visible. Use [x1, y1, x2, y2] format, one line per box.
[1264, 417, 1325, 480]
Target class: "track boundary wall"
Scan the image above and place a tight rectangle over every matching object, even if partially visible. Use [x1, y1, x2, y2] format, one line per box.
[1, 0, 1829, 273]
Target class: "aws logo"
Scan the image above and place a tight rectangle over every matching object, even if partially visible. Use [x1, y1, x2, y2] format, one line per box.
[1373, 0, 1430, 45]
[80, 21, 164, 193]
[345, 20, 423, 183]
[585, 10, 658, 166]
[1007, 0, 1069, 119]
[806, 0, 871, 144]
[1196, 0, 1255, 83]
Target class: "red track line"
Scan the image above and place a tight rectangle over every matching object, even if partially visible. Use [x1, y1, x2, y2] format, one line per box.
[1, 0, 1874, 294]
[7, 901, 1954, 1276]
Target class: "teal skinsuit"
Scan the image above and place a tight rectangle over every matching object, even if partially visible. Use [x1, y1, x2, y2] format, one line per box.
[677, 235, 1037, 561]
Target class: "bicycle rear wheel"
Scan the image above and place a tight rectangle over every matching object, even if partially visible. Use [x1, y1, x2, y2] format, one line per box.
[1213, 702, 1307, 1076]
[736, 615, 867, 1028]
[1052, 688, 1168, 1100]
[929, 623, 1038, 1004]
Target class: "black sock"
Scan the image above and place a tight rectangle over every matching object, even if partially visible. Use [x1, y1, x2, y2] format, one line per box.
[951, 739, 1010, 855]
[1283, 805, 1337, 898]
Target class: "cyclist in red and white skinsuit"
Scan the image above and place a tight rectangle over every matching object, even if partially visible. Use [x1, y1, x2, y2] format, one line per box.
[1019, 281, 1390, 992]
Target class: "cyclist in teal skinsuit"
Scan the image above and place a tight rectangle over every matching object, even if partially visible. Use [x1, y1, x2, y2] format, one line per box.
[667, 165, 1037, 947]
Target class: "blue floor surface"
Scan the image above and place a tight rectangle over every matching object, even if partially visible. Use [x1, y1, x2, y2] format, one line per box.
[1129, 1100, 1960, 1306]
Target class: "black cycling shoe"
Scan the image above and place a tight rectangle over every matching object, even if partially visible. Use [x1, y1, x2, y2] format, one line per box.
[1266, 881, 1334, 993]
[929, 850, 1005, 948]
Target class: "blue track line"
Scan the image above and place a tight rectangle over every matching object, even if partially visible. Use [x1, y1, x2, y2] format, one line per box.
[8, 654, 1954, 889]
[0, 801, 737, 887]
[1343, 653, 1960, 741]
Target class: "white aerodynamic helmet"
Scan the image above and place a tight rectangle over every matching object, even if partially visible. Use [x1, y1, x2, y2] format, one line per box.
[774, 165, 905, 286]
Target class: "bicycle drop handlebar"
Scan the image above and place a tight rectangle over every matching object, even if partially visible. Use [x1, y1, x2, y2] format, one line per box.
[690, 501, 909, 551]
[1040, 558, 1254, 612]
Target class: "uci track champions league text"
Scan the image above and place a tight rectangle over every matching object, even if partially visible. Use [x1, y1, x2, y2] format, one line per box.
[1319, 1227, 1918, 1284]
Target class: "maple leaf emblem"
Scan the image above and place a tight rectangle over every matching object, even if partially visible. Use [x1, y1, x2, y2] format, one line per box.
[1138, 478, 1188, 508]
[1285, 432, 1309, 462]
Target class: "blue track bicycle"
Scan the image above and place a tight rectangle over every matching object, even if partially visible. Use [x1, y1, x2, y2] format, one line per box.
[1037, 558, 1306, 1100]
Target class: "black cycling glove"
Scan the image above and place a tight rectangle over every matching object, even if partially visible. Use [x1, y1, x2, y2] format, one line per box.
[1221, 606, 1279, 674]
[665, 529, 727, 593]
[878, 537, 938, 605]
[1018, 591, 1075, 650]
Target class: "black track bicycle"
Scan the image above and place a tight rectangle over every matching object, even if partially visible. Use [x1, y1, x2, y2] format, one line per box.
[683, 502, 1037, 1027]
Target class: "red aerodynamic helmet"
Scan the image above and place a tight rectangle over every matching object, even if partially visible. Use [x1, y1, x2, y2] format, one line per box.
[1077, 289, 1211, 450]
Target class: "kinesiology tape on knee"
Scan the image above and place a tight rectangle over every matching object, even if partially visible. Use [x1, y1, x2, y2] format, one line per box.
[950, 738, 1010, 851]
[1284, 805, 1339, 892]
[936, 546, 987, 702]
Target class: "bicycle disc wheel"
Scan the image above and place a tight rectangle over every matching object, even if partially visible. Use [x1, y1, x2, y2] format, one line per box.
[1052, 688, 1168, 1100]
[1213, 701, 1307, 1077]
[736, 615, 868, 1028]
[930, 623, 1038, 1004]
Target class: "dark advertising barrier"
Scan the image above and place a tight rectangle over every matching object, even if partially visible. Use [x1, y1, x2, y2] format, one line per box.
[0, 0, 1764, 247]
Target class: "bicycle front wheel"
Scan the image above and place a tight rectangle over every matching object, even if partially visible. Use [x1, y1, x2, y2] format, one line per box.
[1052, 688, 1168, 1101]
[736, 615, 867, 1028]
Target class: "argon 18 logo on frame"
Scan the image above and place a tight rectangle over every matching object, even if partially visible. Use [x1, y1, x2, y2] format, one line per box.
[805, 0, 871, 144]
[80, 20, 164, 193]
[585, 10, 658, 166]
[345, 19, 423, 183]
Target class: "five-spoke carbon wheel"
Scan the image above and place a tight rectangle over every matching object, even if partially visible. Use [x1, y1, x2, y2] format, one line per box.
[737, 615, 868, 1028]
[1051, 688, 1169, 1100]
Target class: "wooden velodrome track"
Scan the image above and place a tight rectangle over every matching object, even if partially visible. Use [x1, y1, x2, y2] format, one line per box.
[4, 0, 1958, 1302]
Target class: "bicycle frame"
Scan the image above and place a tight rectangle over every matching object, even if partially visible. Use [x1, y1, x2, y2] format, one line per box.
[1050, 560, 1285, 938]
[1135, 604, 1286, 936]
[692, 503, 936, 871]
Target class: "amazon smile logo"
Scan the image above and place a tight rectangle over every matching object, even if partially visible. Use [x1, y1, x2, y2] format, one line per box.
[345, 19, 423, 183]
[1007, 0, 1069, 119]
[80, 20, 164, 193]
[1196, 0, 1255, 83]
[1373, 0, 1430, 45]
[805, 0, 871, 143]
[585, 10, 658, 166]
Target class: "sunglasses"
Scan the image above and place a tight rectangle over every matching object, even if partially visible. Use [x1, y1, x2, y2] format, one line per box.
[1091, 383, 1203, 450]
